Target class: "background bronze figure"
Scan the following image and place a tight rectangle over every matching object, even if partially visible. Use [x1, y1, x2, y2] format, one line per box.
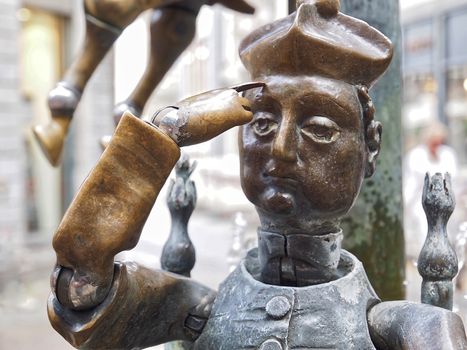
[161, 153, 198, 278]
[32, 0, 255, 166]
[47, 0, 466, 349]
[418, 172, 458, 311]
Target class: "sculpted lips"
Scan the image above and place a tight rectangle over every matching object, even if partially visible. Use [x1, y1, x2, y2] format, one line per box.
[263, 165, 300, 190]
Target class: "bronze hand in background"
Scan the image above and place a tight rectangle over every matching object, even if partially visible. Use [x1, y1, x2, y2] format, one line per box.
[32, 0, 255, 167]
[112, 2, 203, 124]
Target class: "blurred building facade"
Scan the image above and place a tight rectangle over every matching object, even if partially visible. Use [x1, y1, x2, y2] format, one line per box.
[402, 0, 467, 249]
[402, 0, 467, 165]
[401, 0, 467, 306]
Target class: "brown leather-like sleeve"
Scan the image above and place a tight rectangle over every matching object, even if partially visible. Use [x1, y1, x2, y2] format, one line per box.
[52, 112, 181, 308]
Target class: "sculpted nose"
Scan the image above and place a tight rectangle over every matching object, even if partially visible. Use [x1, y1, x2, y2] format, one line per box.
[272, 118, 297, 162]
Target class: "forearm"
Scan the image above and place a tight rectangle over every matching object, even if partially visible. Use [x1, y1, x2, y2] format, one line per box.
[52, 113, 180, 310]
[49, 262, 216, 349]
[368, 301, 467, 350]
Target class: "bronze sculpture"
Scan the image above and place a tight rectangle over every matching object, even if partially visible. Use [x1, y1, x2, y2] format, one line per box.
[419, 173, 458, 311]
[48, 1, 467, 349]
[161, 153, 198, 277]
[32, 0, 255, 166]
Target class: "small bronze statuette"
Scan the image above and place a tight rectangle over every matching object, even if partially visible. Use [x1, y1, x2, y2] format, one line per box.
[48, 1, 466, 349]
[161, 153, 198, 277]
[418, 172, 458, 310]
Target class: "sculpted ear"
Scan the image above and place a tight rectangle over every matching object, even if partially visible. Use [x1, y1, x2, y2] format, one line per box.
[365, 120, 382, 178]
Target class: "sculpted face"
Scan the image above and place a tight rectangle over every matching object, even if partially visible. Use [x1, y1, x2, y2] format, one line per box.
[239, 75, 368, 232]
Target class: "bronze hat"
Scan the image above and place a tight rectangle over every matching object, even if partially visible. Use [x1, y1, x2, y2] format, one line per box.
[239, 0, 393, 87]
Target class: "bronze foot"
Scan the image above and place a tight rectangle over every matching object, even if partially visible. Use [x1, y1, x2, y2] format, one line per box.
[33, 117, 70, 166]
[32, 83, 79, 166]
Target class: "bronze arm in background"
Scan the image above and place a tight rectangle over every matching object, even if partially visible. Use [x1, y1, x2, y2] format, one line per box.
[111, 5, 201, 124]
[32, 0, 255, 166]
[112, 0, 255, 125]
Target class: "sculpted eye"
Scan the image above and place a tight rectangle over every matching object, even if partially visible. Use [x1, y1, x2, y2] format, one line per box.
[301, 116, 340, 143]
[251, 113, 278, 137]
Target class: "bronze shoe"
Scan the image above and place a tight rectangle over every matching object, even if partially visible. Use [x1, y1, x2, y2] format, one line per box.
[32, 82, 79, 166]
[32, 117, 71, 167]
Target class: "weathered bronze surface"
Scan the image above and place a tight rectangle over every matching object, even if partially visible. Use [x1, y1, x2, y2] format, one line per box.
[48, 1, 466, 349]
[33, 0, 255, 166]
[368, 301, 466, 349]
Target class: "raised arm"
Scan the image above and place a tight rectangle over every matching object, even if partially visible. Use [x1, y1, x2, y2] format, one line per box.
[48, 84, 260, 348]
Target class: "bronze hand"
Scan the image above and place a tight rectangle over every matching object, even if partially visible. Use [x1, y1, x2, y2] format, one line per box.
[155, 83, 263, 146]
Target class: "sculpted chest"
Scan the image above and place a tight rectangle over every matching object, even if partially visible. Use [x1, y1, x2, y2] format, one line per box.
[193, 250, 379, 350]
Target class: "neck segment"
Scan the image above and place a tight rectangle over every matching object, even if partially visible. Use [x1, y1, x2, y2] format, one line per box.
[257, 228, 343, 287]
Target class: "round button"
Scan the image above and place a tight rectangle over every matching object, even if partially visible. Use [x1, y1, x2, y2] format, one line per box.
[259, 339, 283, 350]
[265, 296, 291, 319]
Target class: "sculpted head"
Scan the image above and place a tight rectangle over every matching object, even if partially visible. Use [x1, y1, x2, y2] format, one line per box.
[238, 0, 393, 233]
